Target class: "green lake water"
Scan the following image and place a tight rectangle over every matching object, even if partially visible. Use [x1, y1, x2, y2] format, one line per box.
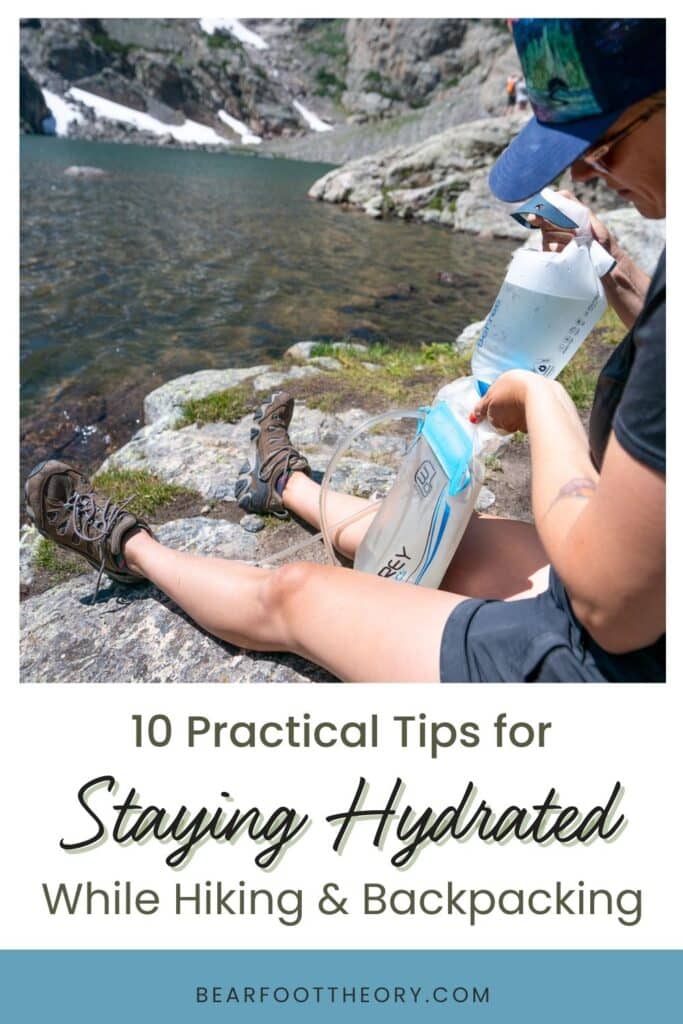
[21, 136, 515, 420]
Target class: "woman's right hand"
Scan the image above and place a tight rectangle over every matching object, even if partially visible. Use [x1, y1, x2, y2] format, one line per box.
[527, 189, 620, 259]
[529, 189, 650, 329]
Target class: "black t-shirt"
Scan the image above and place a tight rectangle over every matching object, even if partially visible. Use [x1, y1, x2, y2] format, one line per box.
[572, 247, 666, 680]
[589, 248, 666, 473]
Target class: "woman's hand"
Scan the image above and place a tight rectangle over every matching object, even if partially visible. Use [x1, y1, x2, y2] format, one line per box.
[528, 189, 651, 329]
[471, 369, 546, 434]
[527, 189, 618, 256]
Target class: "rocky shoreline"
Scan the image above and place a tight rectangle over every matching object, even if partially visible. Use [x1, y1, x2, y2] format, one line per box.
[19, 195, 664, 685]
[20, 334, 501, 684]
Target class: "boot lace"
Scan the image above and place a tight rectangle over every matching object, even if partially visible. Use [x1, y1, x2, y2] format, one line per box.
[64, 490, 134, 602]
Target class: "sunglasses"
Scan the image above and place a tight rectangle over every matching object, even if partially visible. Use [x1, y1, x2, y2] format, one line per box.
[581, 101, 665, 174]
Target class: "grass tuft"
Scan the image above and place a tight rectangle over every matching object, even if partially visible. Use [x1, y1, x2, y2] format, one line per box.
[295, 341, 471, 414]
[33, 537, 89, 582]
[177, 382, 258, 428]
[92, 468, 195, 518]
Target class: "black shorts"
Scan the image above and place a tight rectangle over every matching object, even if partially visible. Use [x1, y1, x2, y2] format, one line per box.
[439, 568, 665, 682]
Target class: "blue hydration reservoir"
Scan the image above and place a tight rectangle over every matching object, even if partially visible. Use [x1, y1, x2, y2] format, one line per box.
[354, 382, 493, 589]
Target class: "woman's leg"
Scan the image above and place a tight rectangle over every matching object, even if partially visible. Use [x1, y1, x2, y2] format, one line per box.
[439, 514, 550, 600]
[283, 471, 549, 601]
[122, 529, 465, 682]
[282, 470, 377, 557]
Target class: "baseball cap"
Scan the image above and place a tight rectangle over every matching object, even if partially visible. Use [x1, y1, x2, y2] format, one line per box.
[489, 19, 666, 202]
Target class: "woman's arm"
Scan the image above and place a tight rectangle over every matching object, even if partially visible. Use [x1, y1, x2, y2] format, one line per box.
[475, 372, 665, 652]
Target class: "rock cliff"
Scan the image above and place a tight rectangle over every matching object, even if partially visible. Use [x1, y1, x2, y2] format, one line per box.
[20, 18, 518, 153]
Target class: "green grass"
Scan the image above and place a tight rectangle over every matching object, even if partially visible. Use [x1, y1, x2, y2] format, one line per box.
[558, 360, 599, 410]
[33, 537, 89, 582]
[91, 33, 136, 56]
[207, 31, 241, 50]
[592, 305, 626, 346]
[91, 468, 195, 518]
[484, 454, 504, 473]
[177, 382, 258, 428]
[295, 341, 471, 413]
[314, 68, 346, 98]
[304, 20, 348, 63]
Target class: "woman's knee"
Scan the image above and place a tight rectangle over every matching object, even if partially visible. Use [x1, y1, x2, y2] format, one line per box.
[258, 561, 321, 645]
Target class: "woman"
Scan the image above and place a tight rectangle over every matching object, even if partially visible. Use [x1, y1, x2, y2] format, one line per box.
[25, 19, 665, 682]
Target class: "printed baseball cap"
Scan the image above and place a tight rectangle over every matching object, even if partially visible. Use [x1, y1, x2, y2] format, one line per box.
[489, 19, 666, 202]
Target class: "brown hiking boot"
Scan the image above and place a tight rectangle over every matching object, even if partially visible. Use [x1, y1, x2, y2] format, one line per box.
[25, 459, 153, 601]
[234, 392, 310, 518]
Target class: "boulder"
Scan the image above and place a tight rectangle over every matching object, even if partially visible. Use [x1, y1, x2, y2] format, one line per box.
[20, 518, 336, 683]
[454, 319, 485, 353]
[309, 114, 530, 238]
[143, 366, 270, 428]
[63, 165, 107, 177]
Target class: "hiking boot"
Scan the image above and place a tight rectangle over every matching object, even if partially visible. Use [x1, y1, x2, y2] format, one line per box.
[25, 459, 154, 601]
[234, 391, 310, 518]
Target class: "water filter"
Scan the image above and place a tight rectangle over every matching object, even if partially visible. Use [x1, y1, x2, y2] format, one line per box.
[353, 190, 615, 588]
[471, 188, 616, 395]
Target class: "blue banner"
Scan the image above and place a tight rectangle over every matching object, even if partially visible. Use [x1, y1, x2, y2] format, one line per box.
[0, 950, 679, 1022]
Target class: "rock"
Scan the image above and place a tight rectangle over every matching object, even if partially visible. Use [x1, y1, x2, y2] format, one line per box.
[20, 518, 335, 683]
[331, 341, 368, 354]
[284, 341, 317, 359]
[599, 209, 666, 277]
[143, 366, 270, 428]
[98, 420, 244, 501]
[475, 486, 496, 512]
[20, 524, 41, 589]
[454, 319, 486, 353]
[343, 19, 512, 114]
[309, 356, 342, 371]
[63, 164, 107, 177]
[284, 339, 369, 363]
[251, 364, 321, 393]
[20, 62, 52, 133]
[240, 514, 265, 533]
[309, 115, 530, 238]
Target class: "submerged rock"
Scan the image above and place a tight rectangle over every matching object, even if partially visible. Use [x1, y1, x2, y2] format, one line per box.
[63, 164, 107, 177]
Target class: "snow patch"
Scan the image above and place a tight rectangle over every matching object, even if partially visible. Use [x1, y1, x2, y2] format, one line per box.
[218, 110, 262, 145]
[199, 18, 268, 50]
[293, 100, 333, 133]
[65, 87, 232, 147]
[42, 88, 85, 136]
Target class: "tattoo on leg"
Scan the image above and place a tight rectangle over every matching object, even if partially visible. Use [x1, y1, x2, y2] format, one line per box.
[543, 477, 597, 519]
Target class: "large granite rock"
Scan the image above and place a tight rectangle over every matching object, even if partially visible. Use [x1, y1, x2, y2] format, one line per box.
[342, 18, 516, 118]
[20, 18, 521, 154]
[20, 518, 335, 683]
[308, 114, 530, 238]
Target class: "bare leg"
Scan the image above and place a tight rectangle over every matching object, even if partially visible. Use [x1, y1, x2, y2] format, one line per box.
[440, 514, 550, 600]
[123, 530, 464, 682]
[283, 472, 549, 600]
[282, 471, 377, 558]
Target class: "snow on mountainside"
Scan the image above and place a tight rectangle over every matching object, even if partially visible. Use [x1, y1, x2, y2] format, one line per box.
[20, 18, 520, 159]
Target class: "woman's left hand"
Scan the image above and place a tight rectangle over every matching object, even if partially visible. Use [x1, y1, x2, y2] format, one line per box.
[471, 369, 542, 434]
